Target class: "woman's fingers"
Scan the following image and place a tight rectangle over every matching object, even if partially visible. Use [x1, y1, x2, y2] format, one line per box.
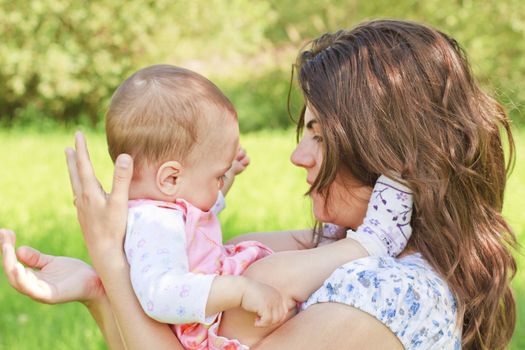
[0, 229, 24, 291]
[0, 230, 57, 304]
[2, 237, 25, 288]
[1, 229, 17, 285]
[0, 228, 16, 246]
[65, 147, 82, 199]
[74, 132, 101, 195]
[0, 233, 53, 302]
[108, 154, 133, 210]
[16, 246, 53, 270]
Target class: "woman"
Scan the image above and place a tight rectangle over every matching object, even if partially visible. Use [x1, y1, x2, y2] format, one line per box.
[1, 20, 516, 349]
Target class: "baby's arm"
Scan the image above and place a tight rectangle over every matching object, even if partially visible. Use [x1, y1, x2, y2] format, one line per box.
[206, 275, 289, 327]
[126, 206, 287, 326]
[125, 206, 215, 324]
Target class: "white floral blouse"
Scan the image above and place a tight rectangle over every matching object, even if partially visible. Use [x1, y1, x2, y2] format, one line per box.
[301, 253, 462, 349]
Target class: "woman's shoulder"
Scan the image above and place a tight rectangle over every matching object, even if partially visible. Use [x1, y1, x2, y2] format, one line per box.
[302, 253, 462, 350]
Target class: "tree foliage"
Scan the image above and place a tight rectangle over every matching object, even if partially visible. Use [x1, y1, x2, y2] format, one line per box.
[0, 0, 523, 130]
[0, 0, 271, 127]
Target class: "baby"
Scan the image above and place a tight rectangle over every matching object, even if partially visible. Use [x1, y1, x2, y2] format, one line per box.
[104, 64, 414, 350]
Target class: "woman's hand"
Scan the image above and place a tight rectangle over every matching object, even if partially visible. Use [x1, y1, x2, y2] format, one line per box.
[65, 132, 133, 273]
[0, 229, 104, 305]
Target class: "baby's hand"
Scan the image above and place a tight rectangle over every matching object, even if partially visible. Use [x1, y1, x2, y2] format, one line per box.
[221, 146, 250, 196]
[241, 279, 288, 327]
[226, 146, 250, 177]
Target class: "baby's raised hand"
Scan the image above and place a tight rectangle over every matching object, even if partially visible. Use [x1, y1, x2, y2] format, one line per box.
[241, 279, 288, 327]
[226, 146, 250, 177]
[221, 146, 250, 196]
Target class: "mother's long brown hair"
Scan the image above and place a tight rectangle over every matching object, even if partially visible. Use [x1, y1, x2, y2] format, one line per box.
[294, 20, 516, 349]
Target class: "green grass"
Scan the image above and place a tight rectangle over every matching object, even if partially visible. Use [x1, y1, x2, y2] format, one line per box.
[0, 129, 524, 349]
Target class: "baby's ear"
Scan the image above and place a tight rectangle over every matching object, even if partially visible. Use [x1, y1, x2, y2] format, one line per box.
[156, 161, 182, 195]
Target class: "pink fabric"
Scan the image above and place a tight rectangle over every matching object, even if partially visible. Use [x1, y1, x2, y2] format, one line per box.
[129, 199, 272, 349]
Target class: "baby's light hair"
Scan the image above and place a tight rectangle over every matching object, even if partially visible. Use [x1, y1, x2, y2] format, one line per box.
[105, 64, 236, 170]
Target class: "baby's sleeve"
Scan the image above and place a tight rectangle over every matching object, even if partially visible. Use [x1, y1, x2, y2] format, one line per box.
[346, 175, 413, 257]
[124, 206, 216, 325]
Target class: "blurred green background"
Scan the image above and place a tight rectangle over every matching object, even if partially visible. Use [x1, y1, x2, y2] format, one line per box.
[0, 0, 524, 348]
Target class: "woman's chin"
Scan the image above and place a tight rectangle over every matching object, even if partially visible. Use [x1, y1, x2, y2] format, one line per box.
[312, 205, 333, 224]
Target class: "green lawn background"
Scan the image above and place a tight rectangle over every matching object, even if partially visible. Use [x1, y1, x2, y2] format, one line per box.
[0, 129, 523, 349]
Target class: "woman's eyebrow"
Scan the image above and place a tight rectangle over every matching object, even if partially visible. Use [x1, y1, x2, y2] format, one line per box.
[306, 119, 318, 130]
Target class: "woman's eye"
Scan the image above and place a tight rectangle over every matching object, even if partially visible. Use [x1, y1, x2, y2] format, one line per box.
[313, 135, 323, 142]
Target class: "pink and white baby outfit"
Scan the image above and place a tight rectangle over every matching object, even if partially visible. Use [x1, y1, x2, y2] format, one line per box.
[125, 193, 271, 350]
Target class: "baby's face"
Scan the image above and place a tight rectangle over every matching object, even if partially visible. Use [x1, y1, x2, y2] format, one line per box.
[176, 119, 239, 211]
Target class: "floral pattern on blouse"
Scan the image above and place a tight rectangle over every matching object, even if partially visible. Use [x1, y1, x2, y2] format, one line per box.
[301, 253, 462, 350]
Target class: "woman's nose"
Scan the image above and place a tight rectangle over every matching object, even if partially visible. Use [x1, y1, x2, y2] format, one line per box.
[290, 140, 315, 169]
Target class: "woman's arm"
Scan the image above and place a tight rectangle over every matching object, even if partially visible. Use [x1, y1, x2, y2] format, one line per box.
[243, 238, 367, 302]
[91, 252, 184, 350]
[253, 303, 403, 350]
[226, 229, 314, 251]
[85, 295, 126, 349]
[66, 132, 184, 350]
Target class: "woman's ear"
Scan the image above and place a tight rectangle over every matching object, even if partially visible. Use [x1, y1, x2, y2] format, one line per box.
[156, 161, 183, 196]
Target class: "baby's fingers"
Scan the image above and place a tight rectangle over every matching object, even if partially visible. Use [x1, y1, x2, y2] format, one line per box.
[236, 148, 250, 166]
[254, 308, 272, 327]
[271, 307, 285, 325]
[236, 147, 247, 161]
[254, 302, 287, 327]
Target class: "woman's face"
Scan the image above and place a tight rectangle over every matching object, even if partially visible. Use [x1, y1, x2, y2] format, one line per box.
[290, 107, 372, 230]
